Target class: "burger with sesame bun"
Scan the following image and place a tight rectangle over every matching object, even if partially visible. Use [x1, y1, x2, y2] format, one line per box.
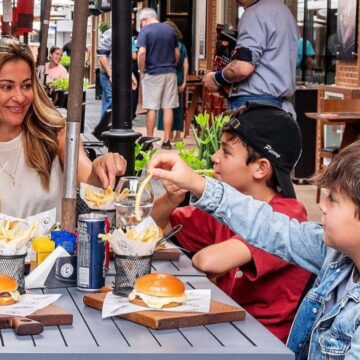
[0, 274, 20, 306]
[128, 273, 186, 309]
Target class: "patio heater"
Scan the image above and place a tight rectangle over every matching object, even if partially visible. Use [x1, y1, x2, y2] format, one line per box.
[101, 0, 141, 176]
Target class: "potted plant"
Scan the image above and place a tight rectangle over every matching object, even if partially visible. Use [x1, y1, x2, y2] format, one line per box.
[177, 112, 230, 172]
[48, 78, 89, 108]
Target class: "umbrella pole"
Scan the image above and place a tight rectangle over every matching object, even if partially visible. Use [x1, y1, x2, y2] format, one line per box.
[36, 0, 51, 84]
[102, 0, 141, 175]
[61, 0, 89, 232]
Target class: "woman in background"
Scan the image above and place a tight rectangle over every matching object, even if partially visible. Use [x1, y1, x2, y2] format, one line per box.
[45, 46, 68, 83]
[157, 21, 189, 143]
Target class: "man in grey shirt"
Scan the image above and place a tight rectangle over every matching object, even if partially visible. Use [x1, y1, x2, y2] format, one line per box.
[203, 0, 298, 116]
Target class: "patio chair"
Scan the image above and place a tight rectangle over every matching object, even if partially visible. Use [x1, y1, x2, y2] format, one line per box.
[316, 98, 360, 202]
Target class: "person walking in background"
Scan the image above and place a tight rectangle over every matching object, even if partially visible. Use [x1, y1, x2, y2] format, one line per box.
[202, 0, 298, 117]
[137, 8, 180, 149]
[97, 28, 138, 123]
[131, 36, 139, 120]
[62, 35, 72, 57]
[45, 46, 68, 83]
[157, 21, 189, 143]
[97, 28, 113, 121]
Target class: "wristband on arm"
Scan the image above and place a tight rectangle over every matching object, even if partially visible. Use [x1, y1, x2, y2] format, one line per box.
[214, 69, 232, 86]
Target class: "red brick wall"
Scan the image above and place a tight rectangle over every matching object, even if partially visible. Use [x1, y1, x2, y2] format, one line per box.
[335, 2, 360, 88]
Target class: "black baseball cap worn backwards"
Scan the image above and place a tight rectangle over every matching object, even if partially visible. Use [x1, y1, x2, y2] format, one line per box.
[227, 102, 302, 199]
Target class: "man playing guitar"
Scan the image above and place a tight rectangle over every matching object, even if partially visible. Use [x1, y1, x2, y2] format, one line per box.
[203, 0, 298, 117]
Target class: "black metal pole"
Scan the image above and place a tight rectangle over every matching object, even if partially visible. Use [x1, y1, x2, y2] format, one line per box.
[61, 0, 89, 231]
[102, 0, 141, 176]
[37, 0, 51, 67]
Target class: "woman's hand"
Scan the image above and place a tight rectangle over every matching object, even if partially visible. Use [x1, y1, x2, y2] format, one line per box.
[92, 153, 127, 189]
[148, 153, 206, 198]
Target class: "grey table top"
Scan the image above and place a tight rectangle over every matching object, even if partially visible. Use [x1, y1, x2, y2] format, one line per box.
[1, 273, 294, 359]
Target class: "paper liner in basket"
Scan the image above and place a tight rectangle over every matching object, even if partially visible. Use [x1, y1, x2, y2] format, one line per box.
[80, 182, 115, 211]
[0, 219, 39, 255]
[104, 217, 162, 256]
[0, 208, 56, 256]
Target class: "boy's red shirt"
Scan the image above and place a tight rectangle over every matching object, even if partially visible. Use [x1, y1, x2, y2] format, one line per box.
[170, 193, 311, 343]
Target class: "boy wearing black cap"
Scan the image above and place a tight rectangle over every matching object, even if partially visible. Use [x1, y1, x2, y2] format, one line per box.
[151, 102, 311, 342]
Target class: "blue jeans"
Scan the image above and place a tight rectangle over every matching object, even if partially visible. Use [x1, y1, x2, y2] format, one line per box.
[228, 95, 284, 110]
[100, 72, 112, 120]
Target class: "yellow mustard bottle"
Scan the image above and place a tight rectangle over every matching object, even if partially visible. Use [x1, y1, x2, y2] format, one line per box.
[32, 237, 55, 268]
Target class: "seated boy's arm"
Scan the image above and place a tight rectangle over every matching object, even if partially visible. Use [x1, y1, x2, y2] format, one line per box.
[192, 239, 252, 275]
[192, 177, 326, 274]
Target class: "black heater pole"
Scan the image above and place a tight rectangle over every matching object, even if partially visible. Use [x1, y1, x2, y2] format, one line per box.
[102, 0, 141, 176]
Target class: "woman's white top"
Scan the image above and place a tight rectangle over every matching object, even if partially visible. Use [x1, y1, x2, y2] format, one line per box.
[0, 133, 63, 219]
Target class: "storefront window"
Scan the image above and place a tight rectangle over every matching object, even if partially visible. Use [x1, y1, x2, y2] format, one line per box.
[297, 0, 338, 84]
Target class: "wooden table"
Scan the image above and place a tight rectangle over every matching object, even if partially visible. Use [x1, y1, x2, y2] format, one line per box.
[1, 257, 294, 359]
[305, 111, 360, 171]
[184, 75, 203, 137]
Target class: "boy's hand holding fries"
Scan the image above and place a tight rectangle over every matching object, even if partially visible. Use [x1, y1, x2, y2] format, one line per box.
[148, 153, 207, 199]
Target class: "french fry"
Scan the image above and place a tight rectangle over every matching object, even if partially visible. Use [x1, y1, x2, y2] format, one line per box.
[114, 188, 131, 202]
[194, 169, 215, 174]
[84, 185, 115, 207]
[135, 171, 153, 222]
[0, 219, 39, 251]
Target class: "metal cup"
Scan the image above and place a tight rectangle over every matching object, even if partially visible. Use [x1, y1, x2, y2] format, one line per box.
[113, 254, 152, 296]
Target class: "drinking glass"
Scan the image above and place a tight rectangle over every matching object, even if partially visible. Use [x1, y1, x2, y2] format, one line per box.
[114, 176, 154, 229]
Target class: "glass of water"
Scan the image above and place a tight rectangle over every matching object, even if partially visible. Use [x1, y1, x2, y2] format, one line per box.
[114, 176, 154, 229]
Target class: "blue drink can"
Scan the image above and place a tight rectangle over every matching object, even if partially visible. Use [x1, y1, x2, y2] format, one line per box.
[77, 213, 106, 292]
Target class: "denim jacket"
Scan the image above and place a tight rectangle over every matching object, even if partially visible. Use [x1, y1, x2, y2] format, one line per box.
[191, 177, 360, 360]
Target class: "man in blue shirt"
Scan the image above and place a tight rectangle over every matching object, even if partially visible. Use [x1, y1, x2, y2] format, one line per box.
[137, 8, 180, 149]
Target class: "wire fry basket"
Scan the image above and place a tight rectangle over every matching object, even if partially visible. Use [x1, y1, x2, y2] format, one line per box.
[113, 254, 152, 296]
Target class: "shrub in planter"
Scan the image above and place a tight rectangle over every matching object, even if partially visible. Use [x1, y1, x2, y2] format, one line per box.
[177, 112, 230, 171]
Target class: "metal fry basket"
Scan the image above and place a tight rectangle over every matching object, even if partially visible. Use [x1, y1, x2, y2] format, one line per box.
[113, 254, 152, 296]
[0, 253, 26, 294]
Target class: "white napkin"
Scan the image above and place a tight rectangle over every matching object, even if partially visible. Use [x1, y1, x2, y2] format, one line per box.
[0, 294, 61, 317]
[25, 246, 70, 289]
[102, 289, 211, 318]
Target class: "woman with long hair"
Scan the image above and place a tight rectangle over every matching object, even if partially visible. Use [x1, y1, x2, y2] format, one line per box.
[0, 37, 126, 218]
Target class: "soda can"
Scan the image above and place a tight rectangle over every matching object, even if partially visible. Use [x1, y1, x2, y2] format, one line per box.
[77, 213, 106, 292]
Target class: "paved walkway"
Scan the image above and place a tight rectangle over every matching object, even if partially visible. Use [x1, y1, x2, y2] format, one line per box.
[83, 87, 196, 151]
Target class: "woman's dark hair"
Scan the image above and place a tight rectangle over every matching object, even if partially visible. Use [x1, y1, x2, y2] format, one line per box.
[49, 46, 62, 54]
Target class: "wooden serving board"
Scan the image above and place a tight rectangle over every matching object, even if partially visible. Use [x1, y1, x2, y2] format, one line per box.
[152, 247, 181, 261]
[83, 292, 245, 330]
[0, 304, 73, 335]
